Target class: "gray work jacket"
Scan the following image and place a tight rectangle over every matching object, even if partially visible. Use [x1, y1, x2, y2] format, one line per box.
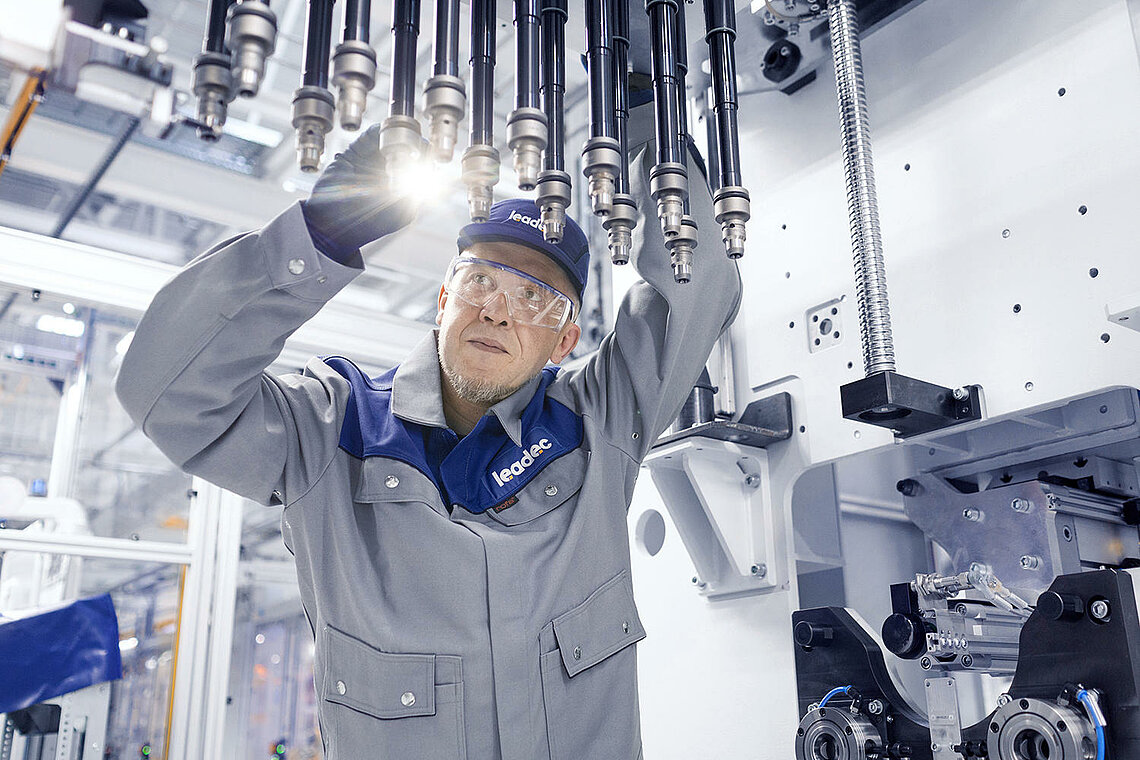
[116, 145, 741, 760]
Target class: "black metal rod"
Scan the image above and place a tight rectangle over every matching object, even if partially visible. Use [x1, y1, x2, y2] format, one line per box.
[52, 117, 140, 239]
[704, 0, 741, 188]
[584, 0, 615, 140]
[540, 0, 567, 170]
[646, 0, 681, 166]
[469, 0, 496, 145]
[613, 0, 631, 194]
[431, 0, 461, 76]
[343, 0, 371, 42]
[674, 0, 688, 143]
[203, 0, 236, 52]
[302, 0, 336, 88]
[515, 0, 541, 110]
[704, 88, 721, 190]
[389, 0, 421, 117]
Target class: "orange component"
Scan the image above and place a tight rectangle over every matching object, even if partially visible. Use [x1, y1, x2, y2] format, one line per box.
[0, 69, 47, 179]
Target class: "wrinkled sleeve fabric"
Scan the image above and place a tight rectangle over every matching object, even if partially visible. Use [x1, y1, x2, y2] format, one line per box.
[115, 202, 363, 506]
[559, 142, 743, 463]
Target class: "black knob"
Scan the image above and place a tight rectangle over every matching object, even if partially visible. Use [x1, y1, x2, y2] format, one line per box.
[882, 613, 929, 660]
[1037, 591, 1085, 621]
[794, 621, 834, 649]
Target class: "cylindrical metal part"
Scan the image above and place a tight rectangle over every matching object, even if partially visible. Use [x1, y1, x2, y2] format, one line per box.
[432, 0, 461, 76]
[332, 38, 377, 130]
[612, 0, 631, 196]
[204, 0, 235, 54]
[646, 0, 681, 167]
[469, 0, 496, 146]
[603, 194, 636, 265]
[462, 144, 501, 221]
[292, 85, 336, 171]
[704, 0, 742, 189]
[829, 0, 896, 375]
[227, 1, 278, 98]
[515, 0, 541, 110]
[795, 707, 881, 760]
[584, 0, 615, 140]
[539, 0, 567, 172]
[191, 51, 233, 139]
[388, 0, 421, 118]
[302, 0, 336, 89]
[669, 214, 697, 283]
[987, 698, 1097, 760]
[343, 0, 371, 42]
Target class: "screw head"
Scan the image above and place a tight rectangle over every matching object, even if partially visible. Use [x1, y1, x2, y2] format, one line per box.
[744, 473, 760, 488]
[751, 563, 768, 578]
[953, 387, 970, 401]
[962, 508, 982, 522]
[920, 656, 933, 670]
[1011, 498, 1033, 513]
[1090, 599, 1111, 622]
[1019, 554, 1041, 570]
[868, 699, 884, 715]
[997, 693, 1012, 707]
[962, 654, 974, 668]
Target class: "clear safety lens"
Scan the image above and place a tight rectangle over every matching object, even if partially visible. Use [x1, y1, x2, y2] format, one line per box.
[444, 257, 574, 330]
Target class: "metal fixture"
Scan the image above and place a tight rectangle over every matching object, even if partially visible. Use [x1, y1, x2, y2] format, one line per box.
[603, 0, 635, 264]
[462, 0, 500, 221]
[536, 0, 571, 241]
[703, 0, 750, 258]
[226, 0, 278, 98]
[507, 0, 547, 190]
[664, 0, 695, 283]
[645, 0, 688, 246]
[378, 0, 423, 179]
[331, 0, 377, 131]
[581, 0, 620, 216]
[422, 0, 466, 161]
[292, 0, 337, 171]
[192, 0, 236, 140]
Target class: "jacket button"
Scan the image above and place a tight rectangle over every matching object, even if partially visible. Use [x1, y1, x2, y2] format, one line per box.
[544, 485, 558, 497]
[623, 621, 630, 634]
[288, 258, 306, 275]
[573, 646, 582, 660]
[385, 475, 399, 488]
[401, 691, 416, 707]
[336, 680, 347, 695]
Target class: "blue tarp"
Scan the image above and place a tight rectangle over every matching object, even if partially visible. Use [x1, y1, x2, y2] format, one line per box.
[0, 594, 122, 714]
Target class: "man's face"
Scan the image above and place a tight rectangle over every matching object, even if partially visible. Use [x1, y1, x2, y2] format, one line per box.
[436, 241, 582, 405]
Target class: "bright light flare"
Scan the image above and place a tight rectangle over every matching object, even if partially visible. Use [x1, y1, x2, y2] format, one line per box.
[388, 153, 460, 206]
[35, 314, 85, 337]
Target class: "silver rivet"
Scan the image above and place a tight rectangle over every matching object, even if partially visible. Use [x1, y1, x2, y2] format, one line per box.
[336, 680, 346, 695]
[385, 475, 399, 488]
[288, 258, 306, 275]
[573, 646, 581, 660]
[401, 691, 416, 706]
[622, 621, 630, 634]
[544, 484, 558, 497]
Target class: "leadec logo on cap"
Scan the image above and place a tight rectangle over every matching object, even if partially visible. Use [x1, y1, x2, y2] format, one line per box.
[508, 210, 542, 230]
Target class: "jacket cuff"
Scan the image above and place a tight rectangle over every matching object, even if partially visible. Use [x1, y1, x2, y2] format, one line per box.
[261, 202, 363, 301]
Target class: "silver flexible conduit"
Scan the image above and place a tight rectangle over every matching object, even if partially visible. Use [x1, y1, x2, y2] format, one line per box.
[829, 0, 896, 376]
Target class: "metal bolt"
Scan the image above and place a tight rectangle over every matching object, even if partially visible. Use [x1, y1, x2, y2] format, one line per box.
[691, 576, 706, 588]
[1002, 228, 1011, 238]
[1090, 599, 1111, 622]
[744, 474, 760, 488]
[952, 387, 970, 400]
[868, 699, 884, 715]
[544, 484, 558, 497]
[997, 693, 1012, 707]
[288, 258, 306, 275]
[920, 656, 933, 670]
[885, 715, 894, 724]
[962, 508, 982, 522]
[961, 654, 974, 668]
[1019, 554, 1041, 570]
[932, 743, 941, 752]
[751, 564, 768, 578]
[1011, 498, 1033, 513]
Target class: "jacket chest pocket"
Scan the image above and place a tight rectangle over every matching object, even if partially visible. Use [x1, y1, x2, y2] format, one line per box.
[540, 570, 646, 760]
[354, 458, 446, 514]
[322, 626, 466, 760]
[485, 448, 589, 526]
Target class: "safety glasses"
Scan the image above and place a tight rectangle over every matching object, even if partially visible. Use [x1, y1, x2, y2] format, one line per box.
[443, 257, 575, 330]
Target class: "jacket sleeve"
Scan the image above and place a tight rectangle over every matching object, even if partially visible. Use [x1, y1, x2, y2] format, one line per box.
[557, 142, 743, 463]
[114, 202, 363, 505]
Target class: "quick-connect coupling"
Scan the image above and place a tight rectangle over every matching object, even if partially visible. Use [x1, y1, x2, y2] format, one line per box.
[461, 144, 501, 221]
[191, 51, 233, 140]
[291, 85, 336, 172]
[422, 75, 467, 162]
[331, 40, 377, 131]
[379, 114, 424, 187]
[506, 107, 548, 191]
[668, 215, 698, 283]
[713, 186, 750, 259]
[582, 136, 621, 217]
[535, 170, 573, 243]
[649, 162, 688, 239]
[603, 193, 638, 265]
[227, 1, 277, 98]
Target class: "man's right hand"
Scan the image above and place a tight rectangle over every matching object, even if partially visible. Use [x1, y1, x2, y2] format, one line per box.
[301, 123, 421, 261]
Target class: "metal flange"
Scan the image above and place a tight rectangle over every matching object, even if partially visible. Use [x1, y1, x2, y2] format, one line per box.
[987, 697, 1096, 760]
[506, 107, 548, 191]
[291, 85, 335, 172]
[535, 170, 572, 243]
[582, 136, 621, 216]
[603, 194, 638, 265]
[649, 162, 688, 239]
[332, 40, 377, 131]
[795, 706, 881, 760]
[227, 0, 277, 98]
[713, 186, 750, 259]
[422, 75, 467, 162]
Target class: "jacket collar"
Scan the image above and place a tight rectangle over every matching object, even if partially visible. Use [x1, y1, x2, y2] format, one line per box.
[390, 329, 544, 447]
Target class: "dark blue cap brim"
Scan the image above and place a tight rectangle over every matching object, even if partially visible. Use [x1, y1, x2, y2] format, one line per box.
[457, 223, 585, 298]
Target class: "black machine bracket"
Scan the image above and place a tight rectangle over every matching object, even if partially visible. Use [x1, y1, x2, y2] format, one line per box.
[840, 371, 982, 437]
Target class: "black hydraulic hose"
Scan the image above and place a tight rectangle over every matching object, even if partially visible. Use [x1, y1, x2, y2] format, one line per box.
[646, 0, 681, 166]
[515, 0, 541, 110]
[389, 0, 421, 118]
[584, 0, 615, 140]
[203, 0, 236, 52]
[343, 0, 371, 42]
[302, 0, 336, 88]
[704, 0, 741, 189]
[469, 0, 496, 145]
[431, 0, 461, 76]
[613, 0, 631, 194]
[540, 0, 567, 171]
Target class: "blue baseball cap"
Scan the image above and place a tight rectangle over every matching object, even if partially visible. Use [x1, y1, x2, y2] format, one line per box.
[456, 199, 590, 298]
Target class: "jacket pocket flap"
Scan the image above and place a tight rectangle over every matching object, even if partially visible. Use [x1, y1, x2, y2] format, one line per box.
[487, 449, 589, 527]
[552, 570, 646, 678]
[323, 626, 437, 719]
[354, 458, 442, 510]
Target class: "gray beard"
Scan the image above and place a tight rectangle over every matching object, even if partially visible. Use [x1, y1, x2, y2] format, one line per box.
[439, 351, 526, 406]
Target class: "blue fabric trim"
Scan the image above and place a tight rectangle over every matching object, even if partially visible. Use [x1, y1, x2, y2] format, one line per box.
[324, 358, 584, 515]
[0, 594, 122, 713]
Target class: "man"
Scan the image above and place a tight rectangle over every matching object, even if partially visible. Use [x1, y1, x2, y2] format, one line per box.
[116, 116, 740, 759]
